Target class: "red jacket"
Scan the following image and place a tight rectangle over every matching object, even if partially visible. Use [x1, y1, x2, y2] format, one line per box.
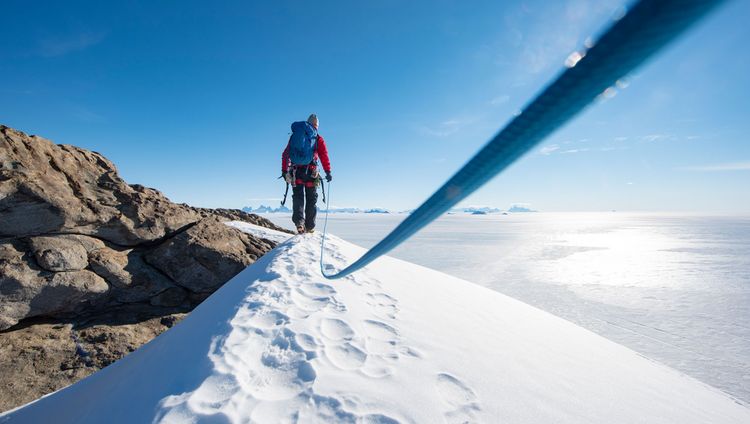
[281, 134, 331, 174]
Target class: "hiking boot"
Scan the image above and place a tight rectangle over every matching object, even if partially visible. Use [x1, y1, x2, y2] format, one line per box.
[306, 228, 316, 234]
[296, 224, 305, 234]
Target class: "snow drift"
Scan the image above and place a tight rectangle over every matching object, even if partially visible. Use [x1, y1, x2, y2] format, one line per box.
[2, 222, 748, 423]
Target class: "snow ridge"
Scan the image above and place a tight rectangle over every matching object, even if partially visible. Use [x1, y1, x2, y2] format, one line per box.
[155, 237, 425, 422]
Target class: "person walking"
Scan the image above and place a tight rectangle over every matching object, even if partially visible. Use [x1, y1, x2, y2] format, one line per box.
[281, 114, 332, 234]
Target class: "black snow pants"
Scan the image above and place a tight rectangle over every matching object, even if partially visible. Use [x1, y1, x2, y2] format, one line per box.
[291, 166, 319, 230]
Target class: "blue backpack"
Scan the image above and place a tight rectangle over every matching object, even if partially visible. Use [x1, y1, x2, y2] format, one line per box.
[288, 121, 318, 165]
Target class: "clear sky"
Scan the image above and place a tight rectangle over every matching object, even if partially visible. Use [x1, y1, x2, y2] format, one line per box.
[1, 0, 748, 213]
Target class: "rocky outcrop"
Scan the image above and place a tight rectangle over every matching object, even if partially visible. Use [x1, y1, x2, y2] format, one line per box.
[0, 240, 110, 330]
[0, 124, 291, 412]
[144, 217, 271, 293]
[0, 124, 288, 330]
[0, 314, 187, 413]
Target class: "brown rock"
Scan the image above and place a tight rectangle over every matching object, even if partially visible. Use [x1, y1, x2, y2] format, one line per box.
[0, 125, 284, 330]
[74, 313, 187, 369]
[88, 246, 176, 304]
[0, 125, 202, 245]
[0, 323, 92, 414]
[0, 313, 187, 413]
[144, 217, 273, 293]
[29, 236, 89, 271]
[149, 287, 188, 307]
[87, 247, 132, 288]
[58, 234, 106, 252]
[1, 240, 112, 329]
[0, 242, 45, 329]
[32, 271, 110, 317]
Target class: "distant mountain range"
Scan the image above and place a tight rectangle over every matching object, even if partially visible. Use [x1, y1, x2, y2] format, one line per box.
[455, 206, 503, 214]
[507, 205, 537, 213]
[242, 204, 537, 214]
[242, 205, 291, 214]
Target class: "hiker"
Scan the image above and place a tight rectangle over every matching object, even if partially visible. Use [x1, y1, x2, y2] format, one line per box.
[281, 114, 332, 234]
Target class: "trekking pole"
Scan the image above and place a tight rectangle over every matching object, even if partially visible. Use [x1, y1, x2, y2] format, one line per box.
[280, 181, 289, 206]
[315, 159, 327, 204]
[320, 177, 326, 204]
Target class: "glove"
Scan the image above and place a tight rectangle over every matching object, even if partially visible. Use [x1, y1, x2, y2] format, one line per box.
[282, 171, 292, 184]
[325, 172, 332, 183]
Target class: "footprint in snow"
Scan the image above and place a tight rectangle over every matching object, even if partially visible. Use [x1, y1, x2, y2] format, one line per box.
[361, 320, 401, 360]
[299, 282, 337, 297]
[290, 282, 345, 314]
[435, 373, 481, 423]
[285, 306, 311, 320]
[290, 289, 330, 313]
[245, 309, 289, 329]
[325, 342, 367, 370]
[319, 318, 355, 341]
[362, 319, 399, 341]
[361, 413, 401, 424]
[256, 271, 282, 282]
[366, 292, 397, 305]
[361, 355, 395, 379]
[295, 333, 319, 352]
[366, 292, 400, 320]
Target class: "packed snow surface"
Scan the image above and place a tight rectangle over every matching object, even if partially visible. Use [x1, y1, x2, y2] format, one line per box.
[264, 212, 750, 403]
[3, 222, 749, 423]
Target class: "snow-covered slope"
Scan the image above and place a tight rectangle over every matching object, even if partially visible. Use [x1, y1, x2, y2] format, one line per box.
[2, 223, 748, 423]
[225, 220, 292, 244]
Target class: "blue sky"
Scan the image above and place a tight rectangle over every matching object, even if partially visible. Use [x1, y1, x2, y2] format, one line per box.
[1, 0, 748, 213]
